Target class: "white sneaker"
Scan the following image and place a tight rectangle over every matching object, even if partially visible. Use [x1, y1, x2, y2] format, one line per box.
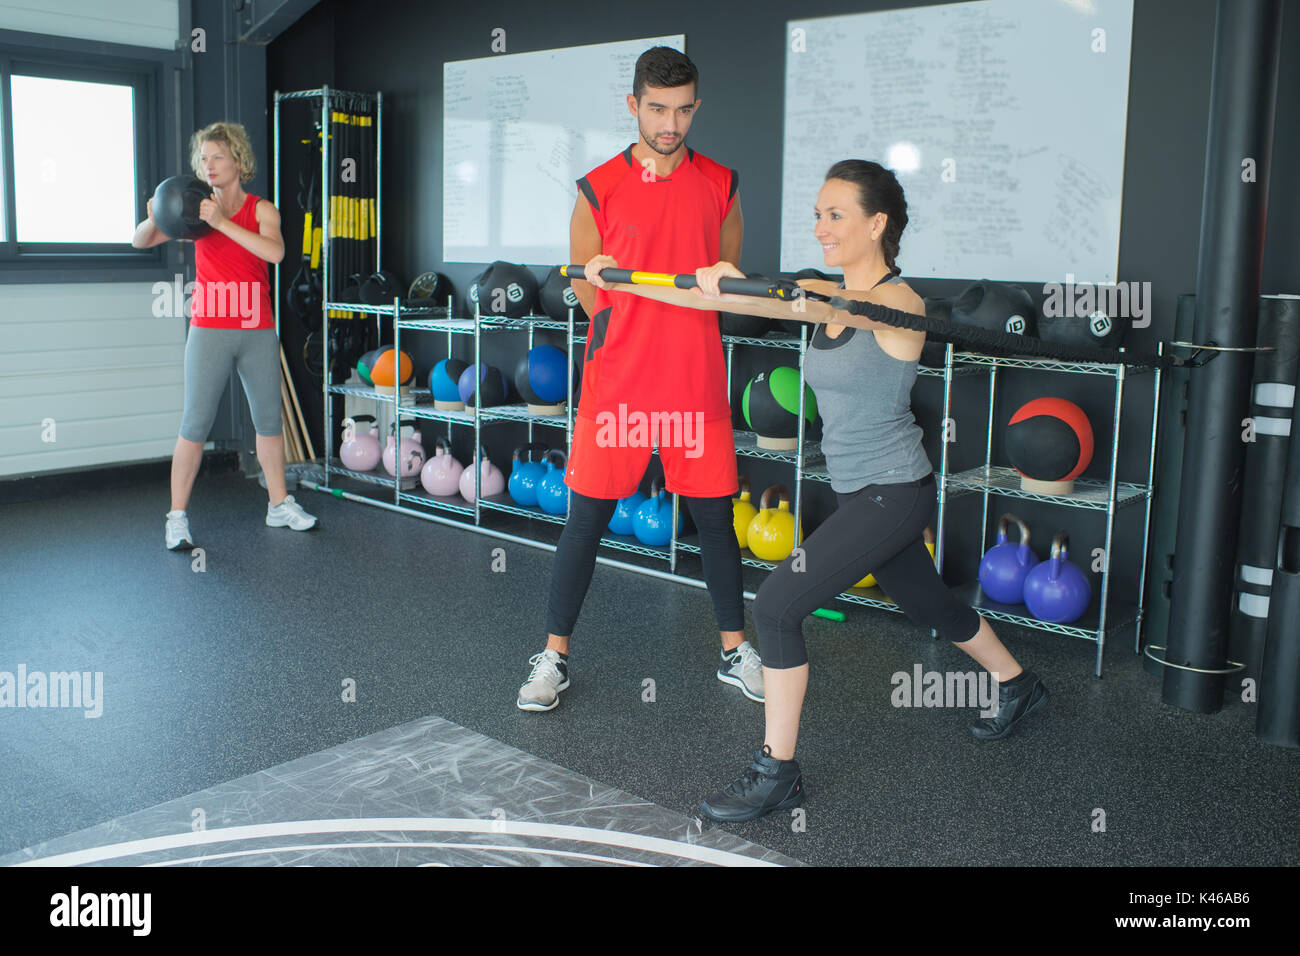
[165, 510, 194, 551]
[717, 640, 765, 702]
[516, 649, 570, 712]
[266, 494, 318, 531]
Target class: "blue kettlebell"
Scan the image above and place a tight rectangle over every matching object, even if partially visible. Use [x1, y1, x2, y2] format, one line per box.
[536, 450, 570, 515]
[978, 513, 1040, 604]
[633, 476, 682, 546]
[1023, 531, 1091, 623]
[508, 442, 550, 507]
[608, 487, 648, 536]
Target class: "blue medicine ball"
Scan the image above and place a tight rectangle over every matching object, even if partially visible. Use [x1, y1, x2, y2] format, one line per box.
[430, 358, 468, 403]
[514, 346, 572, 405]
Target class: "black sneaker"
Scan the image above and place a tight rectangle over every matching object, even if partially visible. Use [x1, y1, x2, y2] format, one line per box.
[968, 671, 1048, 741]
[700, 745, 803, 823]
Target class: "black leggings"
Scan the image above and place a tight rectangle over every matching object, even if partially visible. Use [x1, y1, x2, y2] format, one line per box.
[753, 473, 981, 669]
[546, 491, 745, 639]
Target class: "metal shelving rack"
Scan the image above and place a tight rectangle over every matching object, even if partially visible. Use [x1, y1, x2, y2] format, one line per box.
[274, 92, 1158, 664]
[932, 347, 1163, 677]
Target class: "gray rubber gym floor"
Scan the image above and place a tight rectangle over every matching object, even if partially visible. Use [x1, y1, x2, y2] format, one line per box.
[2, 468, 1296, 866]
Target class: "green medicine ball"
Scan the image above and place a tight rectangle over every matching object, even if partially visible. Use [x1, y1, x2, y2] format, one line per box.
[742, 367, 817, 439]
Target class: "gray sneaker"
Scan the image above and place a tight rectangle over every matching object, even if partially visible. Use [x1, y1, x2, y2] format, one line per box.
[516, 649, 570, 712]
[266, 494, 318, 530]
[165, 510, 194, 551]
[717, 640, 765, 702]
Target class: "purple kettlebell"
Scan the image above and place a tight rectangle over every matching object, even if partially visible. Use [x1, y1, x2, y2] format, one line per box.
[1023, 531, 1091, 623]
[978, 513, 1039, 604]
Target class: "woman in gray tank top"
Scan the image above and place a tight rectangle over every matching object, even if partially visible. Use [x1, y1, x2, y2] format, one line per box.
[608, 160, 1048, 824]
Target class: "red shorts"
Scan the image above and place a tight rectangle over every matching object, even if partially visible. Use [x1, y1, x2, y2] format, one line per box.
[564, 411, 738, 500]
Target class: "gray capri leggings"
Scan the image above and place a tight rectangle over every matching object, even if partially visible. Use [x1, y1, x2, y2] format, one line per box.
[180, 327, 283, 442]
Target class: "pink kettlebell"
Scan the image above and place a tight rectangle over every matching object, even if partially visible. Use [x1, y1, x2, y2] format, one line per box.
[340, 414, 382, 471]
[383, 419, 426, 477]
[459, 445, 507, 502]
[420, 437, 464, 497]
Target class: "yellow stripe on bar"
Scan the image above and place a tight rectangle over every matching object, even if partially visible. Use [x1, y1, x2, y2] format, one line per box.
[626, 271, 679, 286]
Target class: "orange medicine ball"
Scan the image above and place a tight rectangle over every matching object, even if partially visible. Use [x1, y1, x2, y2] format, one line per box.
[370, 348, 414, 387]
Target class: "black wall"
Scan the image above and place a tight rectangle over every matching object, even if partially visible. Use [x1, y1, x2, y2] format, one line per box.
[265, 0, 1300, 611]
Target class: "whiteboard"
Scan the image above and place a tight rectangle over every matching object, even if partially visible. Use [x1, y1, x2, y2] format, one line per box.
[781, 0, 1133, 283]
[443, 35, 686, 265]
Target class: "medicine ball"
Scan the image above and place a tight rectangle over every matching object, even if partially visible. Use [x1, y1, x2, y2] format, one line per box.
[405, 271, 450, 309]
[1006, 397, 1095, 483]
[360, 270, 405, 305]
[458, 363, 509, 407]
[356, 349, 382, 386]
[1038, 308, 1130, 351]
[743, 367, 818, 448]
[429, 358, 468, 405]
[475, 261, 539, 319]
[952, 279, 1037, 338]
[151, 176, 212, 241]
[369, 347, 415, 387]
[514, 345, 573, 407]
[539, 266, 588, 323]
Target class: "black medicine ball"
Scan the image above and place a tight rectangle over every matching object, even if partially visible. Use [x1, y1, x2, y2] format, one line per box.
[539, 266, 588, 323]
[151, 176, 213, 241]
[1038, 309, 1130, 351]
[475, 261, 540, 319]
[952, 279, 1038, 338]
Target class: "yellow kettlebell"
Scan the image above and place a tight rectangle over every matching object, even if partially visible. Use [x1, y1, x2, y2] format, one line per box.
[856, 539, 937, 589]
[733, 476, 757, 550]
[747, 484, 803, 562]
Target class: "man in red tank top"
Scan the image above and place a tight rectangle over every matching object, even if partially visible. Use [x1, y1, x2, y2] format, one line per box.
[517, 47, 762, 712]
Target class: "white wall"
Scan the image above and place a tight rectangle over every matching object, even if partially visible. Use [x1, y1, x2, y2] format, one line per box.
[0, 0, 179, 50]
[0, 283, 187, 478]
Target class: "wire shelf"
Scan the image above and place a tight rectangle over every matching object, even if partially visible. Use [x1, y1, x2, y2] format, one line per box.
[945, 465, 1149, 510]
[398, 489, 477, 517]
[951, 582, 1140, 640]
[733, 430, 823, 464]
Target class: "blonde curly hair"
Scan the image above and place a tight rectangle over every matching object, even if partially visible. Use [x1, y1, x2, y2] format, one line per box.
[189, 121, 256, 183]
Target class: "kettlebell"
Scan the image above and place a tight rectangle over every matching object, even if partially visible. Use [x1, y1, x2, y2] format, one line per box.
[508, 442, 550, 507]
[1023, 531, 1091, 623]
[633, 476, 682, 546]
[746, 484, 802, 562]
[420, 437, 464, 498]
[609, 487, 648, 536]
[339, 415, 382, 472]
[459, 444, 507, 502]
[856, 540, 936, 590]
[732, 476, 757, 549]
[978, 513, 1040, 604]
[382, 419, 425, 477]
[536, 450, 570, 515]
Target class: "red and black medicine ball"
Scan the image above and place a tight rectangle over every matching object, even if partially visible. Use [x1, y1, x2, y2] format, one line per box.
[1005, 397, 1095, 482]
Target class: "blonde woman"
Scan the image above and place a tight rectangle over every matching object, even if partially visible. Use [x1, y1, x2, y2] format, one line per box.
[133, 122, 317, 549]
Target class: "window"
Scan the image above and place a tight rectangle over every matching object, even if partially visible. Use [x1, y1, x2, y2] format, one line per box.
[0, 44, 162, 268]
